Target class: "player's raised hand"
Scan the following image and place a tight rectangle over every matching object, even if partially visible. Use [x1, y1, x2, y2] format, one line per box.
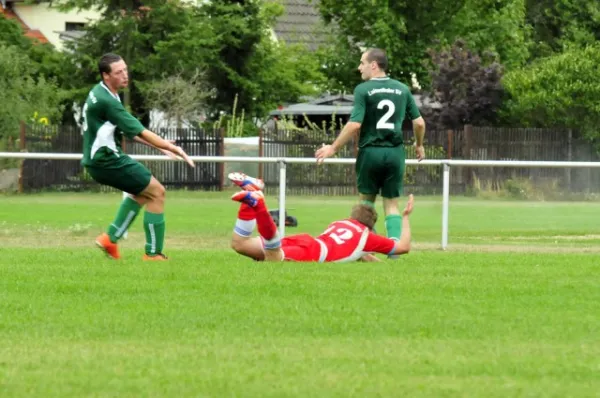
[402, 194, 414, 216]
[315, 143, 336, 164]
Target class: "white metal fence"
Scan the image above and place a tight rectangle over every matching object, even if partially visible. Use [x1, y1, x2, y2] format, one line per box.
[3, 152, 600, 249]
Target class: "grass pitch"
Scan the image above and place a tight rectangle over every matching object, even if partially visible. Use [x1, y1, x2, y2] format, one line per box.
[1, 192, 599, 397]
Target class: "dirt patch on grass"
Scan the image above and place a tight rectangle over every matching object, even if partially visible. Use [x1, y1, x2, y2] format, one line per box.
[4, 232, 599, 254]
[414, 242, 600, 253]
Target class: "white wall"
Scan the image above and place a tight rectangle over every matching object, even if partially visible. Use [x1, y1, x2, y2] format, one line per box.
[13, 3, 101, 51]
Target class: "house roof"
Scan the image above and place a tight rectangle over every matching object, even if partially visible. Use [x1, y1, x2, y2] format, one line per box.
[3, 0, 329, 51]
[271, 103, 353, 116]
[272, 0, 329, 51]
[1, 2, 49, 44]
[269, 94, 441, 117]
[56, 30, 86, 42]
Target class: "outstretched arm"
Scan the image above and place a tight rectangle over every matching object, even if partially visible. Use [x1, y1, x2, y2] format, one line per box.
[362, 195, 415, 257]
[138, 129, 195, 168]
[133, 136, 179, 160]
[390, 194, 414, 255]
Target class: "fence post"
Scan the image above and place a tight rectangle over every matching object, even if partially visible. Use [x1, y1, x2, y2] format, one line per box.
[447, 129, 453, 159]
[19, 121, 26, 151]
[566, 129, 572, 190]
[353, 137, 358, 195]
[278, 159, 287, 237]
[463, 124, 473, 188]
[441, 162, 450, 250]
[219, 128, 225, 191]
[18, 121, 26, 193]
[258, 128, 264, 181]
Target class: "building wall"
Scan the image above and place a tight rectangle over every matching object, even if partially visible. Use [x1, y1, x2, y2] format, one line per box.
[13, 3, 101, 51]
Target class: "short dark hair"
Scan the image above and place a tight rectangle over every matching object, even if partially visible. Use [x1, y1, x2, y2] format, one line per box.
[365, 48, 388, 72]
[350, 204, 378, 230]
[98, 53, 123, 78]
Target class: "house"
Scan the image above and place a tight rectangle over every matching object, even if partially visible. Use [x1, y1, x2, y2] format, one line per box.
[1, 0, 331, 130]
[0, 0, 48, 43]
[0, 0, 100, 51]
[271, 0, 329, 51]
[2, 0, 327, 52]
[269, 93, 441, 131]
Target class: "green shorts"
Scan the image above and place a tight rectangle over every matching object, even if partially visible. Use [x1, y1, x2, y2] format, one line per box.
[86, 155, 152, 195]
[355, 145, 405, 198]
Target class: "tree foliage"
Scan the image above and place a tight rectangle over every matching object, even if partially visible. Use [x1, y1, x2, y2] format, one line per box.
[447, 0, 530, 69]
[141, 69, 214, 131]
[0, 15, 70, 89]
[526, 0, 600, 58]
[51, 0, 323, 123]
[424, 39, 504, 130]
[314, 33, 363, 93]
[0, 44, 63, 139]
[316, 0, 465, 88]
[501, 45, 600, 139]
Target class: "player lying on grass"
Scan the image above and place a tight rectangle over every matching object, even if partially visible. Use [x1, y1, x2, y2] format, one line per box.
[228, 173, 414, 262]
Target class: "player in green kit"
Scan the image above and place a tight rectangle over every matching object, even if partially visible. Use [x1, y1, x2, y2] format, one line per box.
[82, 53, 195, 260]
[316, 48, 426, 257]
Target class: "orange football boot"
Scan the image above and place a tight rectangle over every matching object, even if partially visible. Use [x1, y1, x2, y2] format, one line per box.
[142, 253, 169, 261]
[95, 233, 121, 259]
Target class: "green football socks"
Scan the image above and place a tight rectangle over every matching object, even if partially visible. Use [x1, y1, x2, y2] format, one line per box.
[144, 211, 165, 255]
[360, 200, 375, 208]
[107, 196, 141, 243]
[385, 214, 402, 241]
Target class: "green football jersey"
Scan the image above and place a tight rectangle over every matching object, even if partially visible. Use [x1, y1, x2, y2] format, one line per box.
[349, 77, 421, 148]
[81, 82, 145, 166]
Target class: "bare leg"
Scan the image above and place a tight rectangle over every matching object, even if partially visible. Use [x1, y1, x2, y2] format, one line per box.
[359, 193, 377, 207]
[231, 235, 266, 261]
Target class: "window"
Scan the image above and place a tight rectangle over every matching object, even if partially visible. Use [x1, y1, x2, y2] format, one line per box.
[65, 22, 86, 31]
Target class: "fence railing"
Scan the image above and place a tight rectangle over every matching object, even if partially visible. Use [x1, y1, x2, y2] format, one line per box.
[7, 124, 600, 195]
[18, 124, 224, 192]
[4, 152, 600, 250]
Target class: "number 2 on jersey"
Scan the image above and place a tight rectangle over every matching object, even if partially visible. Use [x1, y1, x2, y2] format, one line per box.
[376, 99, 395, 130]
[324, 227, 353, 245]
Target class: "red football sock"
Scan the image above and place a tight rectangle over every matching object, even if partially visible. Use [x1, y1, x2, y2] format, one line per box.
[254, 201, 278, 241]
[237, 203, 255, 221]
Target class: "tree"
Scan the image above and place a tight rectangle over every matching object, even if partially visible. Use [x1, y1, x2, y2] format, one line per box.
[501, 45, 600, 139]
[313, 0, 532, 92]
[196, 0, 324, 117]
[316, 0, 465, 89]
[0, 14, 70, 89]
[245, 39, 324, 116]
[53, 0, 323, 123]
[198, 0, 266, 115]
[423, 39, 504, 130]
[0, 44, 63, 139]
[141, 69, 214, 131]
[315, 34, 363, 93]
[526, 0, 600, 59]
[53, 0, 215, 125]
[447, 0, 531, 69]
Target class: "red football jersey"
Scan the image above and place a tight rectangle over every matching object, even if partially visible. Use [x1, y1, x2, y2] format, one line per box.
[315, 219, 397, 262]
